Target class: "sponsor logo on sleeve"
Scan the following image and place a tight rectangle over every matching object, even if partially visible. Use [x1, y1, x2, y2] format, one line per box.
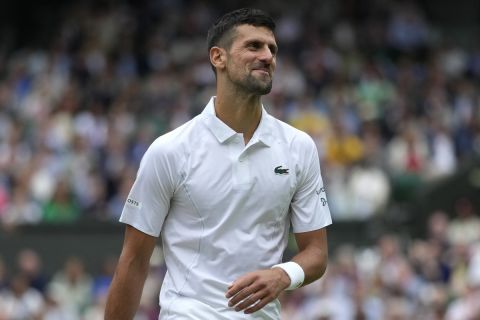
[126, 198, 142, 209]
[315, 187, 328, 206]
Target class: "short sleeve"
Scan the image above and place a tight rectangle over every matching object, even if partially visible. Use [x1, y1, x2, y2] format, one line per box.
[119, 140, 177, 237]
[290, 134, 332, 233]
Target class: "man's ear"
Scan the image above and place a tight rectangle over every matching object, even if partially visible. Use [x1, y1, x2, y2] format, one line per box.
[210, 46, 227, 71]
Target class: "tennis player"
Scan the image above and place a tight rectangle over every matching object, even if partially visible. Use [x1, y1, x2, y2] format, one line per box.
[105, 8, 332, 319]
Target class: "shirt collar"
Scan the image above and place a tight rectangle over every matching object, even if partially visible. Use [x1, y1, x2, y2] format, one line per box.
[201, 96, 273, 147]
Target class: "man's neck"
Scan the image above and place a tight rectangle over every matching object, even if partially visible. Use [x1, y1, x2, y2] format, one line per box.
[214, 90, 263, 145]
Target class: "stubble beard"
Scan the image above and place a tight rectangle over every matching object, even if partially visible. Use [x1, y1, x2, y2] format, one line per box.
[227, 69, 273, 96]
[244, 73, 272, 95]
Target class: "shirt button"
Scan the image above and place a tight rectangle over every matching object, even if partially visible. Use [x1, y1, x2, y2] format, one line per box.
[239, 157, 245, 162]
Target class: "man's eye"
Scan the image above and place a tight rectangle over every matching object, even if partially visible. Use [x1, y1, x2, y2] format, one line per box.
[248, 42, 260, 49]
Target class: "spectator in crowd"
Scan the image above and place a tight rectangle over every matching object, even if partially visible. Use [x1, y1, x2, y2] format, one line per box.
[40, 293, 80, 320]
[447, 198, 480, 246]
[345, 157, 390, 219]
[427, 210, 451, 252]
[427, 120, 457, 179]
[16, 249, 49, 294]
[41, 179, 80, 224]
[445, 244, 480, 320]
[0, 273, 44, 320]
[325, 117, 364, 167]
[46, 256, 93, 317]
[386, 122, 430, 201]
[1, 185, 42, 230]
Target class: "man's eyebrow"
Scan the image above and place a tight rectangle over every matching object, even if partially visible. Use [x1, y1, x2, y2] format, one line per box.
[243, 39, 278, 51]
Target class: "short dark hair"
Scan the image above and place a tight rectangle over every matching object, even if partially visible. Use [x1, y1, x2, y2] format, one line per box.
[207, 8, 276, 52]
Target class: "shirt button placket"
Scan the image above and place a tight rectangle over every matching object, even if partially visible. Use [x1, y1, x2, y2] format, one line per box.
[237, 154, 249, 184]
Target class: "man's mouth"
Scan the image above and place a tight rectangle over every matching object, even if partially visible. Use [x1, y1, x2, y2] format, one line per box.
[252, 68, 270, 76]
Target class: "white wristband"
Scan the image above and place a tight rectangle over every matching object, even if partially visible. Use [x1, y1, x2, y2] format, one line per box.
[271, 261, 305, 290]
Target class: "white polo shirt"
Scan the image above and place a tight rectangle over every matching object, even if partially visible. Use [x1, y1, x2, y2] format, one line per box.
[120, 97, 332, 319]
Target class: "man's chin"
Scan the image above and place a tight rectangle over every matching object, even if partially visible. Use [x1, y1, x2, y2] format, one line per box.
[254, 86, 272, 95]
[253, 81, 272, 94]
[240, 75, 273, 95]
[248, 81, 272, 95]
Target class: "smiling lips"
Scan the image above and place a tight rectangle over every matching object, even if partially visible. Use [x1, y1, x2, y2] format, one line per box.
[252, 68, 271, 76]
[251, 62, 271, 75]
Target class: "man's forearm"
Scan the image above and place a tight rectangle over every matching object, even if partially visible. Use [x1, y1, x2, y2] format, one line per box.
[291, 245, 327, 285]
[105, 257, 150, 320]
[292, 228, 329, 286]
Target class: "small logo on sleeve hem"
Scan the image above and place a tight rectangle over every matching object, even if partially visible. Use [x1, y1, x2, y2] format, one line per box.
[315, 187, 328, 206]
[126, 198, 142, 209]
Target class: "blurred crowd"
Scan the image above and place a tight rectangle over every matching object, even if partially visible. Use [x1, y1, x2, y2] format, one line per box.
[1, 201, 480, 319]
[1, 0, 480, 318]
[0, 0, 479, 229]
[281, 200, 480, 320]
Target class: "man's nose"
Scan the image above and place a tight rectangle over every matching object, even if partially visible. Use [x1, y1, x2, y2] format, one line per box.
[258, 46, 274, 63]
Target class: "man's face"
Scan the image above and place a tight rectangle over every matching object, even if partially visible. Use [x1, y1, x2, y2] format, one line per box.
[224, 24, 277, 95]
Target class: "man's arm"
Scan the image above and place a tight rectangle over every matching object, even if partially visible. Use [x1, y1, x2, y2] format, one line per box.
[105, 225, 157, 320]
[226, 228, 328, 314]
[290, 228, 328, 285]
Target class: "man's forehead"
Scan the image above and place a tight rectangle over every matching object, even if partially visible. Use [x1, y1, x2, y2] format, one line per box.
[233, 24, 276, 43]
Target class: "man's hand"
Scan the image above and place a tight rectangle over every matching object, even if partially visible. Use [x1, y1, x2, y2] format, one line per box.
[225, 268, 291, 314]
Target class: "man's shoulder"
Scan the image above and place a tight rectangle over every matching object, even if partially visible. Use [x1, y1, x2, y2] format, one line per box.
[148, 116, 203, 156]
[267, 114, 315, 149]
